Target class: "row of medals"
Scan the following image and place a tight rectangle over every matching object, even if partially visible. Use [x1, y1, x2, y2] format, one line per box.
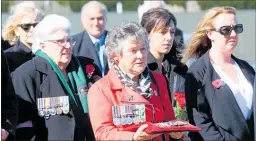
[155, 121, 189, 128]
[37, 96, 69, 119]
[112, 104, 146, 126]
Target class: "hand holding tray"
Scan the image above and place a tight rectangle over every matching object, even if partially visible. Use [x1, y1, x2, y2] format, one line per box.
[122, 120, 201, 134]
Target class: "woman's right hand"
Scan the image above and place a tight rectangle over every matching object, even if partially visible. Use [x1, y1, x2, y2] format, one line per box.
[133, 124, 162, 141]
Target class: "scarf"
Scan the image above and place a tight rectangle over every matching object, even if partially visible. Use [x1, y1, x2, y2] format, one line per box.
[35, 50, 89, 113]
[113, 64, 154, 99]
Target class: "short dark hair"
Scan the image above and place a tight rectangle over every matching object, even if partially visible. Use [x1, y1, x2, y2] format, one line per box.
[140, 7, 177, 33]
[141, 7, 181, 60]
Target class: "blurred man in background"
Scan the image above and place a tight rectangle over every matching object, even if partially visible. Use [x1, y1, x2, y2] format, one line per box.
[72, 1, 108, 76]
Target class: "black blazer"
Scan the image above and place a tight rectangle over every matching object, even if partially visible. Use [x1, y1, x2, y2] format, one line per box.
[4, 40, 34, 73]
[185, 52, 255, 141]
[72, 31, 109, 75]
[12, 56, 101, 140]
[1, 49, 18, 140]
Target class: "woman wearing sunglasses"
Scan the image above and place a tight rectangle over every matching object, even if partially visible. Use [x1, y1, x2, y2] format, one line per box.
[2, 1, 44, 73]
[184, 6, 255, 141]
[11, 14, 101, 140]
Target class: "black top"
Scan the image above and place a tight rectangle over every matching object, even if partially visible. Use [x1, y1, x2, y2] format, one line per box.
[12, 56, 101, 140]
[1, 49, 18, 139]
[4, 40, 34, 73]
[185, 52, 255, 141]
[1, 37, 11, 51]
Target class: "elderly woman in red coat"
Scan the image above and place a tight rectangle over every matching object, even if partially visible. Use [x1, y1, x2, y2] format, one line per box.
[88, 22, 184, 140]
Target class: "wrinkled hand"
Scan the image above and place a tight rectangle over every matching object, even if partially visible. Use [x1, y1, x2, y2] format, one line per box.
[1, 129, 9, 141]
[133, 124, 162, 141]
[169, 132, 184, 139]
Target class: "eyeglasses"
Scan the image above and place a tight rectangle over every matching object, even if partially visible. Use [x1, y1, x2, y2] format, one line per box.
[46, 38, 76, 47]
[210, 24, 243, 36]
[17, 23, 38, 31]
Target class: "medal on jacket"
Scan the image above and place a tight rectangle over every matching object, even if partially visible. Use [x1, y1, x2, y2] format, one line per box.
[44, 98, 50, 120]
[112, 106, 118, 126]
[49, 97, 57, 115]
[126, 105, 133, 125]
[37, 98, 44, 117]
[139, 104, 146, 123]
[56, 96, 63, 115]
[120, 106, 125, 125]
[62, 96, 70, 114]
[112, 106, 121, 126]
[133, 104, 146, 124]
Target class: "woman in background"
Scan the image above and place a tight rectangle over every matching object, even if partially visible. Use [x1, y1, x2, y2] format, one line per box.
[3, 1, 44, 72]
[185, 6, 254, 141]
[141, 8, 188, 107]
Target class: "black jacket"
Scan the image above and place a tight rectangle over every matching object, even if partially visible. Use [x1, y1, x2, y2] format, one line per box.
[4, 40, 34, 73]
[1, 37, 11, 51]
[1, 49, 18, 139]
[72, 31, 109, 75]
[12, 56, 101, 140]
[185, 52, 255, 141]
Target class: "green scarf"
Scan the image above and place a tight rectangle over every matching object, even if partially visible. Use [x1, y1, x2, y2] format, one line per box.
[35, 50, 88, 113]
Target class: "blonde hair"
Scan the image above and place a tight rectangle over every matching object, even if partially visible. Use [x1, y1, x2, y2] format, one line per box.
[181, 6, 236, 63]
[2, 1, 44, 45]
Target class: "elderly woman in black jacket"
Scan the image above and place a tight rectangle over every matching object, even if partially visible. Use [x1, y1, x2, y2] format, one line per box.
[12, 14, 101, 140]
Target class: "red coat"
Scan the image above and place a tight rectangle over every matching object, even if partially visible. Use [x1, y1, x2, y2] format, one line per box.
[88, 68, 175, 140]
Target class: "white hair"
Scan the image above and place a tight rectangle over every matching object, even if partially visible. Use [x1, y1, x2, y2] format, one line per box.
[137, 0, 166, 22]
[80, 1, 108, 20]
[32, 14, 71, 53]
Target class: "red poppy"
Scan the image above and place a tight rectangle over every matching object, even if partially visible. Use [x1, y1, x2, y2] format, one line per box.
[212, 79, 223, 89]
[174, 92, 186, 109]
[86, 64, 95, 75]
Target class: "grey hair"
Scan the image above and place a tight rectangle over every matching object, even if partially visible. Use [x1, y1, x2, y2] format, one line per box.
[32, 14, 71, 53]
[105, 22, 149, 65]
[81, 1, 108, 20]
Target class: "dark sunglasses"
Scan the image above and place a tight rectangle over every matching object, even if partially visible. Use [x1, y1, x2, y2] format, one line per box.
[17, 23, 38, 31]
[211, 24, 243, 36]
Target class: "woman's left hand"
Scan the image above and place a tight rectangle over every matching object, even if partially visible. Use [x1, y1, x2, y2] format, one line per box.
[169, 132, 184, 139]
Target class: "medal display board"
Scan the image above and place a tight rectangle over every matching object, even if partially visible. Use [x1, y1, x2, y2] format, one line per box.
[121, 120, 201, 134]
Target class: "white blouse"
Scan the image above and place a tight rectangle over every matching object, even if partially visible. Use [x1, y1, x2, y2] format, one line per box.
[211, 60, 253, 120]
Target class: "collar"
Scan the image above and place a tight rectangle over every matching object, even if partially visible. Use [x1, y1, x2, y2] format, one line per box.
[106, 68, 123, 90]
[14, 40, 32, 54]
[88, 31, 106, 45]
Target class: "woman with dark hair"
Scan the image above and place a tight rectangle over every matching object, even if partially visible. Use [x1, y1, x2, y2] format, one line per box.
[141, 8, 188, 107]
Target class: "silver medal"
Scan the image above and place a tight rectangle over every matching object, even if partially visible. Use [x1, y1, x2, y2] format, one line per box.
[116, 106, 121, 126]
[56, 97, 62, 115]
[37, 98, 44, 117]
[62, 96, 69, 114]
